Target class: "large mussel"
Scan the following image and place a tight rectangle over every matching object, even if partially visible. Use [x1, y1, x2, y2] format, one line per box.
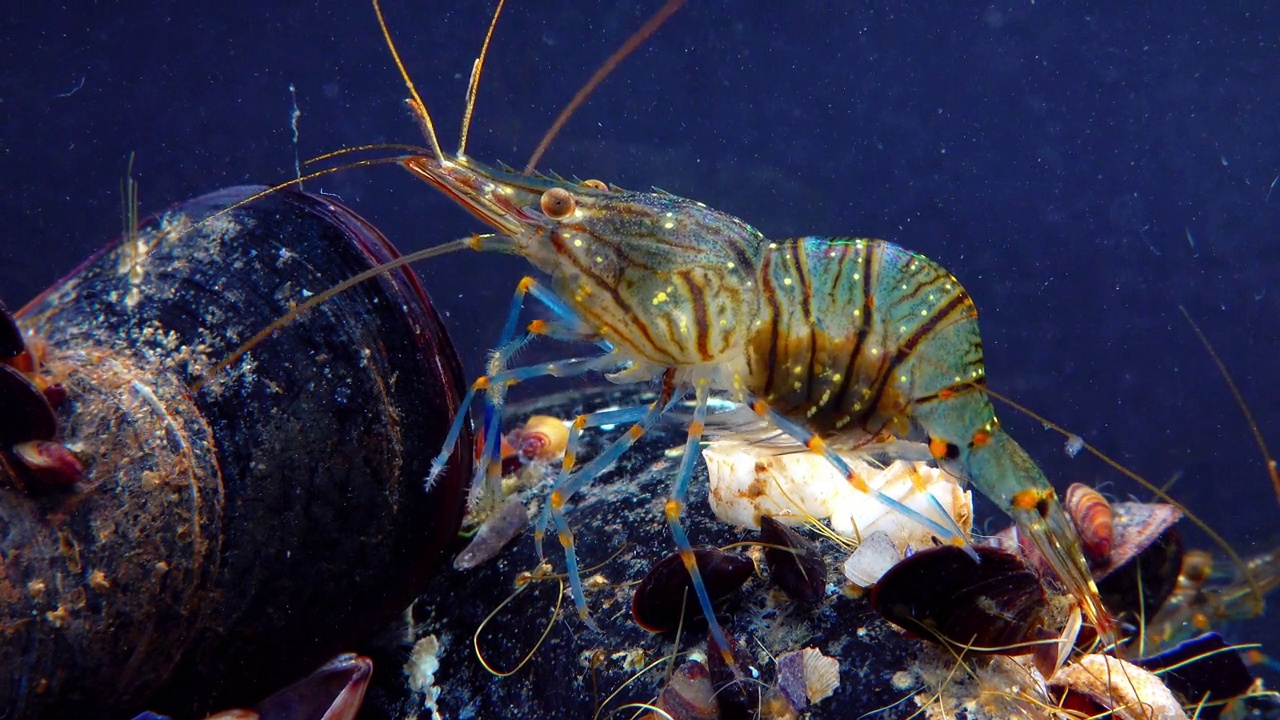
[0, 186, 470, 718]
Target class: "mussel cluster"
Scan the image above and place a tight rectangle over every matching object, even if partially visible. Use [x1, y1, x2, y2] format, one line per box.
[1, 187, 470, 718]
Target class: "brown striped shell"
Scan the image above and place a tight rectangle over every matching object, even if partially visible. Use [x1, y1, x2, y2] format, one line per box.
[1064, 483, 1114, 568]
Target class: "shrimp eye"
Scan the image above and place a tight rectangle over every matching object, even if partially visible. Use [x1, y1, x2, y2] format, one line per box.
[540, 187, 576, 219]
[580, 178, 609, 192]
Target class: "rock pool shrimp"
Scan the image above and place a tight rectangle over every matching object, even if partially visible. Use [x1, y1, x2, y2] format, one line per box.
[207, 0, 1113, 660]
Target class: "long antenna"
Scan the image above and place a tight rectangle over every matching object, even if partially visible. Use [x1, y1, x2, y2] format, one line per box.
[1179, 305, 1280, 507]
[190, 235, 485, 392]
[373, 0, 446, 163]
[524, 0, 685, 174]
[459, 0, 508, 157]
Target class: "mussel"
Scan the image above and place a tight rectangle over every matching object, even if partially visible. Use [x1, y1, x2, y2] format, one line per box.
[1, 186, 471, 718]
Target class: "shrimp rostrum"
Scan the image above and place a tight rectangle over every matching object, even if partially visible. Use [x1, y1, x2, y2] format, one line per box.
[381, 1, 1111, 660]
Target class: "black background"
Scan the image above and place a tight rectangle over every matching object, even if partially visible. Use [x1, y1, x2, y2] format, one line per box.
[4, 0, 1278, 674]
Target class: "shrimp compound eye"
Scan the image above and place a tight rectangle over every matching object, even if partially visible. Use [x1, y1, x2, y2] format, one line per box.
[540, 187, 576, 219]
[580, 178, 609, 192]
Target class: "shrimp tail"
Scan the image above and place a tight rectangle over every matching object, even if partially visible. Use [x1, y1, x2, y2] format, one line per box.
[968, 428, 1117, 644]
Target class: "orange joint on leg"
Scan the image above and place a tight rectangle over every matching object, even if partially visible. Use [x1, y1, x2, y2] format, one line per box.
[517, 276, 536, 293]
[558, 529, 574, 548]
[751, 399, 770, 415]
[846, 472, 870, 493]
[1011, 488, 1042, 512]
[527, 319, 548, 334]
[806, 436, 827, 454]
[679, 550, 698, 573]
[550, 490, 566, 511]
[628, 425, 645, 440]
[562, 454, 576, 472]
[572, 415, 588, 430]
[664, 499, 683, 522]
[688, 421, 704, 436]
[473, 377, 490, 390]
[928, 436, 949, 459]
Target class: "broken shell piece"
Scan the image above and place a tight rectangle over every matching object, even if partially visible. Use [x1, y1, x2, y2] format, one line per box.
[11, 439, 83, 489]
[454, 495, 529, 570]
[650, 659, 719, 720]
[703, 441, 971, 550]
[1048, 654, 1188, 720]
[775, 647, 840, 712]
[841, 531, 901, 587]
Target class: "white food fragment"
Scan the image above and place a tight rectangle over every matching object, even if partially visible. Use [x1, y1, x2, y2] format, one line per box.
[703, 441, 971, 551]
[1049, 654, 1188, 720]
[1064, 434, 1084, 458]
[405, 634, 443, 720]
[841, 531, 902, 587]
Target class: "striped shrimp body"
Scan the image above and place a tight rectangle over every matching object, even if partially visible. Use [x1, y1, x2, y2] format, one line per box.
[411, 151, 1111, 647]
[369, 1, 1112, 657]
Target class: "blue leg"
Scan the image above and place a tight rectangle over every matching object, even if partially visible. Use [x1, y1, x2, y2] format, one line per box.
[425, 353, 623, 500]
[539, 379, 684, 630]
[744, 392, 976, 560]
[661, 380, 745, 671]
[424, 275, 614, 500]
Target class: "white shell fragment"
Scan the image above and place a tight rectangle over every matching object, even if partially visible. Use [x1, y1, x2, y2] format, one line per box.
[1048, 654, 1188, 720]
[703, 440, 972, 550]
[841, 531, 902, 587]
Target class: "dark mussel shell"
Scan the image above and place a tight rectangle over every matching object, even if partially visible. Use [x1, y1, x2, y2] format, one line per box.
[632, 547, 754, 633]
[705, 632, 758, 720]
[760, 515, 826, 603]
[869, 545, 1053, 654]
[1133, 632, 1254, 717]
[0, 363, 57, 446]
[1, 187, 471, 718]
[0, 300, 28, 358]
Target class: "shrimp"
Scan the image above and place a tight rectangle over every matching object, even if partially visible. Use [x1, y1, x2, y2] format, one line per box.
[207, 0, 1111, 662]
[365, 0, 1114, 656]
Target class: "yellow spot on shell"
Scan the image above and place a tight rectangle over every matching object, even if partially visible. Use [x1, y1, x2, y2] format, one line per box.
[573, 238, 583, 247]
[652, 291, 669, 305]
[783, 277, 793, 286]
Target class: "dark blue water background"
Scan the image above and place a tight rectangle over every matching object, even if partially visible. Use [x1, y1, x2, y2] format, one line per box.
[4, 0, 1279, 679]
